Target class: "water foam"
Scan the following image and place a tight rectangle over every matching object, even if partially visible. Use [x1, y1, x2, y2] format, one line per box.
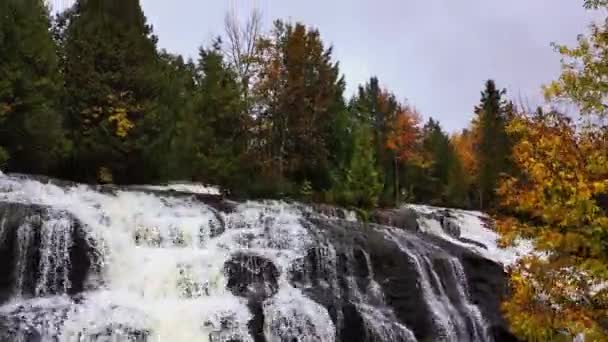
[0, 175, 334, 341]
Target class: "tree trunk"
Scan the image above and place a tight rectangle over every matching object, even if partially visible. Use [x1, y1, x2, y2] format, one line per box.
[394, 155, 399, 205]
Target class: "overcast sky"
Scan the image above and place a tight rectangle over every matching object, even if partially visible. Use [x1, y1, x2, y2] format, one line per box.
[55, 0, 603, 131]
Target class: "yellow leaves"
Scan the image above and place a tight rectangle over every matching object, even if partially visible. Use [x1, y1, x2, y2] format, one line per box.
[108, 106, 134, 138]
[498, 111, 608, 340]
[451, 129, 478, 177]
[82, 92, 138, 138]
[542, 80, 563, 101]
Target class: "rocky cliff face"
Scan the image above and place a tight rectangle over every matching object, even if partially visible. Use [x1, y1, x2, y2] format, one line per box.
[0, 174, 522, 341]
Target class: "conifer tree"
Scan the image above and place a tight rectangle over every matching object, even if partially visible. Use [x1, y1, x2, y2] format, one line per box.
[62, 0, 162, 183]
[474, 80, 511, 209]
[191, 40, 247, 187]
[0, 0, 68, 174]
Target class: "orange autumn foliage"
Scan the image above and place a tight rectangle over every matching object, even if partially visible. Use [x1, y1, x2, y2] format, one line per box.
[450, 129, 478, 178]
[386, 106, 421, 162]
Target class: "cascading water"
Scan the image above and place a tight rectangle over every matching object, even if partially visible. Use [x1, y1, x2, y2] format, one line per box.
[387, 229, 489, 341]
[0, 174, 520, 342]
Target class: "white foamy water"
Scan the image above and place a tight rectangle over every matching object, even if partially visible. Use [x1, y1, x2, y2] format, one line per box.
[387, 229, 489, 342]
[406, 204, 533, 267]
[0, 174, 335, 341]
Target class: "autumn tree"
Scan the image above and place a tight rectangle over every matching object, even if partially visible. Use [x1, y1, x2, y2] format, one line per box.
[386, 105, 421, 204]
[0, 0, 68, 174]
[499, 2, 608, 337]
[252, 20, 345, 191]
[498, 112, 608, 340]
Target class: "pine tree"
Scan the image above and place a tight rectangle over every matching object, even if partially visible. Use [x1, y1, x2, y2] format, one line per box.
[340, 123, 383, 208]
[350, 77, 400, 205]
[151, 50, 197, 181]
[62, 0, 162, 183]
[474, 80, 511, 209]
[190, 40, 247, 187]
[416, 118, 452, 205]
[0, 0, 68, 174]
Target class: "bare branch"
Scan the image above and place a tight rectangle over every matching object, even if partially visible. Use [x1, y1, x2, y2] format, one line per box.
[224, 5, 262, 93]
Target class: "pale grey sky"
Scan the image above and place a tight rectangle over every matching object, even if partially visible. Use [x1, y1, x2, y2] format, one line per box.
[56, 0, 603, 131]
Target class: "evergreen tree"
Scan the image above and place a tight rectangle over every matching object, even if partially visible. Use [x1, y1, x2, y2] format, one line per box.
[62, 0, 162, 183]
[474, 80, 511, 209]
[190, 40, 247, 188]
[151, 50, 197, 181]
[350, 77, 400, 205]
[0, 0, 68, 174]
[338, 123, 383, 208]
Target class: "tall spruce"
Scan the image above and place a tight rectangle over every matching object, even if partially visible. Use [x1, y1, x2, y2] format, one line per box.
[350, 77, 400, 205]
[62, 0, 162, 183]
[191, 40, 247, 188]
[0, 0, 68, 174]
[418, 118, 451, 204]
[474, 80, 511, 209]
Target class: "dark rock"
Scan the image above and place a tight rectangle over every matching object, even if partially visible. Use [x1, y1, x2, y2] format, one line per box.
[460, 237, 488, 249]
[208, 208, 226, 238]
[291, 217, 519, 342]
[224, 253, 279, 300]
[247, 302, 266, 342]
[370, 207, 419, 231]
[0, 201, 98, 304]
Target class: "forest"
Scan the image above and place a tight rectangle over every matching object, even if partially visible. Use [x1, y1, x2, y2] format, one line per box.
[0, 0, 607, 339]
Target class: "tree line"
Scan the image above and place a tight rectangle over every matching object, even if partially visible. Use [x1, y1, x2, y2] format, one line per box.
[0, 0, 516, 211]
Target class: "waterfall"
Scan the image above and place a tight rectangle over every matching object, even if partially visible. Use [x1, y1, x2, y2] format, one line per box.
[0, 174, 513, 341]
[387, 229, 490, 342]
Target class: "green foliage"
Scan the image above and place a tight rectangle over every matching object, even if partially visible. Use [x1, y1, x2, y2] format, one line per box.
[350, 77, 400, 205]
[543, 16, 608, 119]
[61, 0, 162, 183]
[474, 80, 512, 209]
[0, 0, 68, 174]
[332, 123, 383, 209]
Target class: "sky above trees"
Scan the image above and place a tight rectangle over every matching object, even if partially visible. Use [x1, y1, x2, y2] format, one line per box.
[51, 0, 601, 131]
